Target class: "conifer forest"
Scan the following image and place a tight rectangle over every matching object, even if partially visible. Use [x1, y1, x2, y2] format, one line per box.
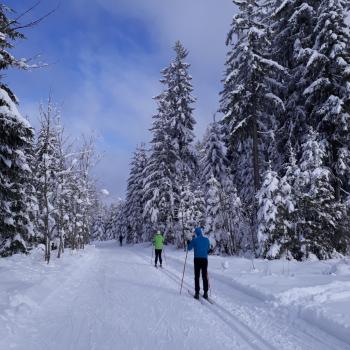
[1, 1, 350, 261]
[2, 2, 350, 350]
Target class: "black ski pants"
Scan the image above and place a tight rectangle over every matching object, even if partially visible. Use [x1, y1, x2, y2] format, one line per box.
[155, 249, 162, 265]
[194, 258, 208, 294]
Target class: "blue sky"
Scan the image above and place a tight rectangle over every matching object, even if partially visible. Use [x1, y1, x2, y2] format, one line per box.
[8, 0, 235, 200]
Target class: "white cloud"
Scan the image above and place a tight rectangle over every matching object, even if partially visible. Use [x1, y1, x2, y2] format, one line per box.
[92, 0, 235, 132]
[15, 0, 237, 198]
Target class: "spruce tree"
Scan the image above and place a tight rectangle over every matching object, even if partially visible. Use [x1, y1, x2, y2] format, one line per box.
[271, 0, 317, 154]
[200, 121, 228, 189]
[69, 137, 96, 249]
[257, 167, 295, 259]
[303, 0, 350, 200]
[91, 204, 108, 241]
[0, 5, 35, 256]
[204, 176, 223, 253]
[192, 186, 205, 229]
[296, 130, 348, 259]
[116, 200, 128, 242]
[178, 178, 196, 248]
[220, 0, 285, 208]
[257, 168, 281, 258]
[125, 144, 148, 243]
[143, 93, 179, 241]
[221, 179, 245, 254]
[162, 41, 197, 179]
[33, 102, 61, 262]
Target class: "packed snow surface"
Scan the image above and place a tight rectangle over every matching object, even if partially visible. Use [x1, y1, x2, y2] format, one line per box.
[0, 242, 349, 350]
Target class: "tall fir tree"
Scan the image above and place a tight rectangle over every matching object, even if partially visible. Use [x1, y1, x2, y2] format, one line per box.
[220, 0, 286, 255]
[200, 120, 228, 190]
[0, 5, 36, 256]
[271, 0, 317, 155]
[143, 43, 197, 242]
[178, 177, 197, 248]
[125, 144, 148, 243]
[220, 0, 286, 208]
[296, 129, 348, 259]
[303, 0, 350, 201]
[143, 92, 179, 241]
[257, 166, 295, 259]
[33, 102, 62, 262]
[204, 176, 223, 253]
[221, 179, 245, 254]
[162, 41, 197, 179]
[91, 203, 108, 241]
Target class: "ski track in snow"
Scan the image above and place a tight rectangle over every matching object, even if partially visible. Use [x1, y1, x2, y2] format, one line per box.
[134, 247, 350, 350]
[1, 242, 349, 350]
[175, 254, 350, 350]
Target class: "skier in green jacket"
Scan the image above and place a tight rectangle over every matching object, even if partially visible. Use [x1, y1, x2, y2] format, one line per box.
[153, 231, 164, 268]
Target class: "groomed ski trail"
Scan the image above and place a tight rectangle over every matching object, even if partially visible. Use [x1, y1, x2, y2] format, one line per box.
[3, 242, 350, 350]
[133, 245, 350, 350]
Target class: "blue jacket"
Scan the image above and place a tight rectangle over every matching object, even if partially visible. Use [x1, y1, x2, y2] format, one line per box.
[187, 227, 210, 259]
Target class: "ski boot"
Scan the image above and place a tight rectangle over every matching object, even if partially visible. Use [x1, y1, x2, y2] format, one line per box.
[194, 292, 199, 300]
[203, 292, 208, 300]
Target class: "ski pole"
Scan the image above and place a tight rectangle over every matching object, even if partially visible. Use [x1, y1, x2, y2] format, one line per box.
[207, 271, 212, 297]
[163, 247, 167, 266]
[180, 246, 188, 294]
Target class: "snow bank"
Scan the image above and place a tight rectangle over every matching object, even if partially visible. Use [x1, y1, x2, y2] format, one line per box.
[217, 256, 350, 344]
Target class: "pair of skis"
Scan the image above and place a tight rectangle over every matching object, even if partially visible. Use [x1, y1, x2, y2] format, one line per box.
[187, 289, 214, 305]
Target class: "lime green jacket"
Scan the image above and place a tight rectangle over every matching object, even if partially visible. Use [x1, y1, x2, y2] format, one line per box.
[153, 234, 164, 250]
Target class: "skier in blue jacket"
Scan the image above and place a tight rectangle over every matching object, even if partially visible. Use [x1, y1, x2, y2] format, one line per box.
[187, 227, 211, 300]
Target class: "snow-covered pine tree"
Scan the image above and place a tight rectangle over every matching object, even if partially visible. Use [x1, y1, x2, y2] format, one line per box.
[220, 0, 286, 216]
[192, 186, 205, 229]
[103, 205, 116, 241]
[70, 136, 96, 249]
[257, 168, 285, 258]
[200, 120, 228, 189]
[91, 203, 108, 241]
[199, 120, 245, 254]
[296, 129, 348, 259]
[254, 147, 298, 260]
[107, 201, 125, 241]
[221, 179, 245, 254]
[162, 41, 197, 180]
[178, 177, 197, 248]
[33, 102, 62, 263]
[278, 148, 302, 259]
[204, 176, 225, 254]
[0, 5, 36, 256]
[303, 0, 350, 201]
[125, 144, 148, 243]
[143, 92, 179, 242]
[114, 199, 128, 242]
[51, 115, 71, 258]
[271, 0, 317, 155]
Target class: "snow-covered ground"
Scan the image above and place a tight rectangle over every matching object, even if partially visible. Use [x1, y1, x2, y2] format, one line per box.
[0, 242, 349, 350]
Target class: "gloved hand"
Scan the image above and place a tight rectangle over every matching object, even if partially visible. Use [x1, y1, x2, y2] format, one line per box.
[187, 239, 191, 245]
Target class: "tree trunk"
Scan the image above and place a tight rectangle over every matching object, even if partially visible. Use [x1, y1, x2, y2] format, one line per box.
[331, 142, 341, 201]
[252, 114, 260, 192]
[251, 113, 260, 256]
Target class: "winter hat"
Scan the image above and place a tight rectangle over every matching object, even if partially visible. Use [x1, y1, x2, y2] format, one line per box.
[194, 227, 203, 237]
